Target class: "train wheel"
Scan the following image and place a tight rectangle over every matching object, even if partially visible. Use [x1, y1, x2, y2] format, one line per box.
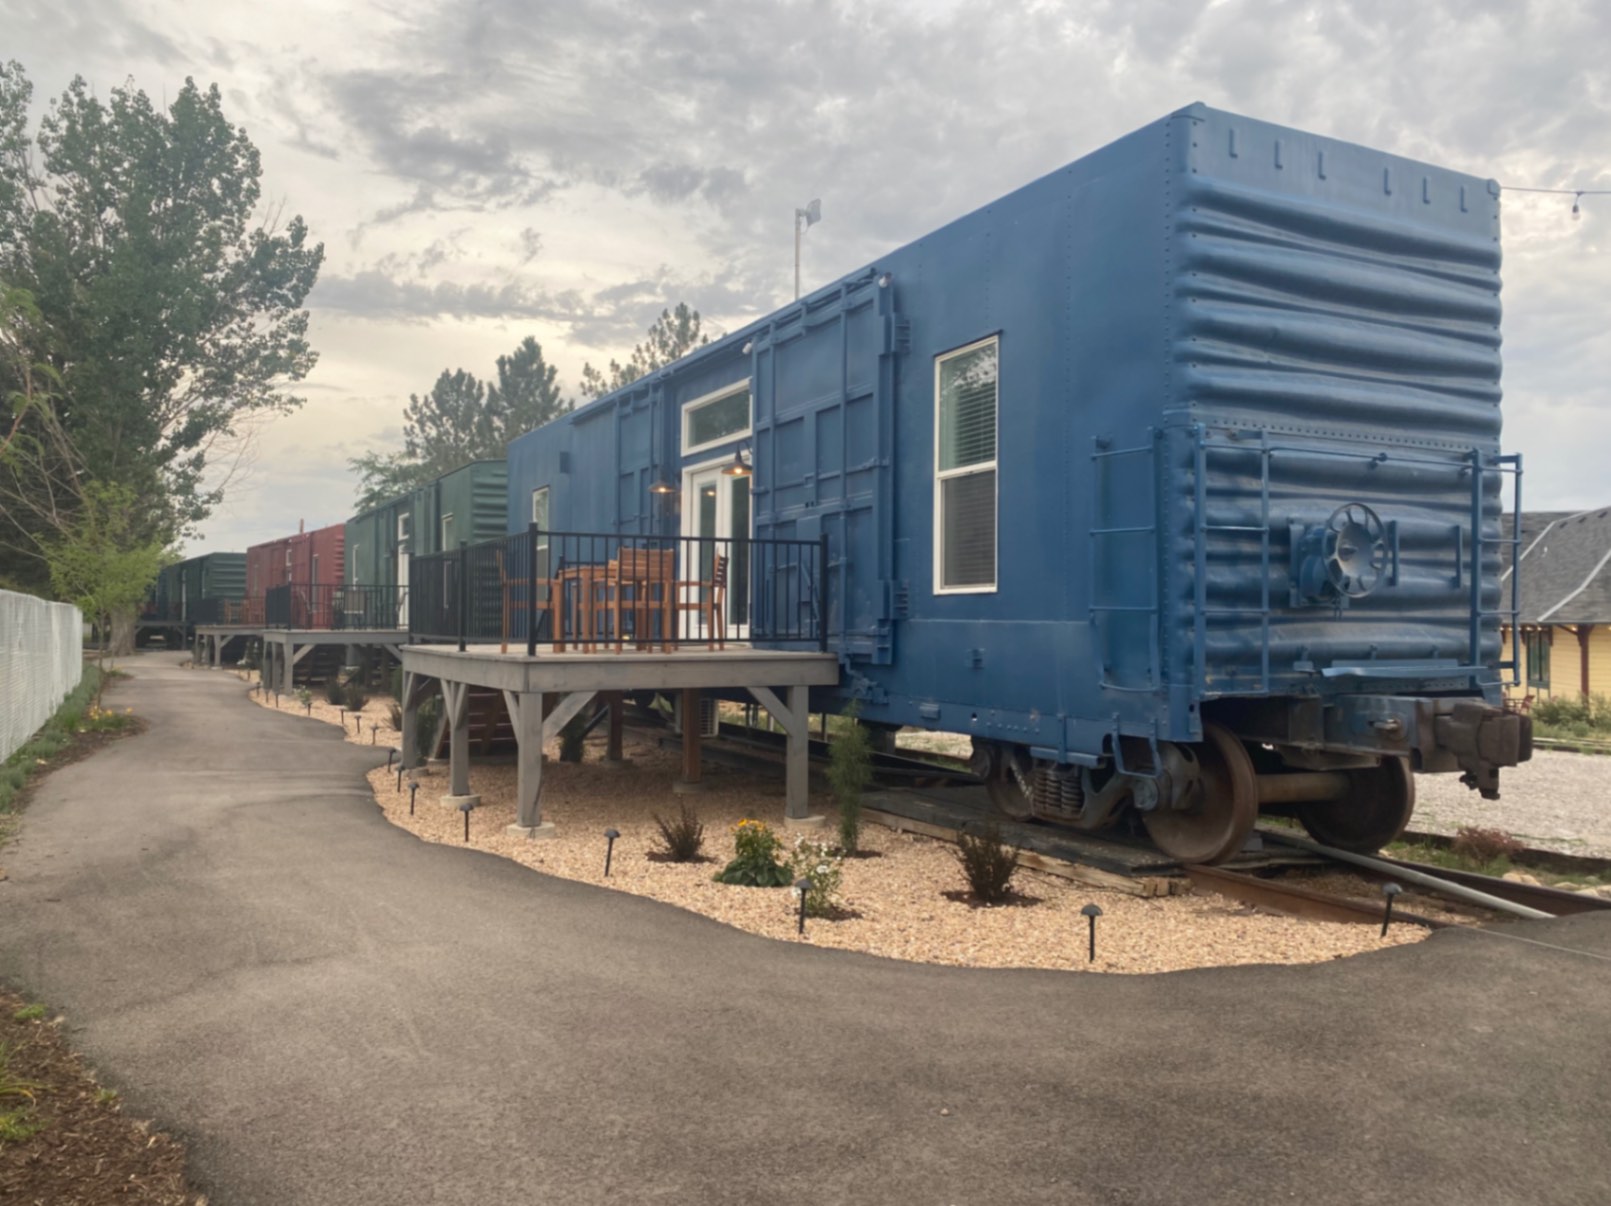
[1143, 724, 1257, 864]
[983, 745, 1036, 821]
[1298, 757, 1415, 853]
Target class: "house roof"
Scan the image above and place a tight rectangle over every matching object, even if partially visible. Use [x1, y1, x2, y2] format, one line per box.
[1509, 507, 1611, 625]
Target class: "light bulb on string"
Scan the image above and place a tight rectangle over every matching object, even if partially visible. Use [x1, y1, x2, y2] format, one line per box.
[1573, 192, 1582, 220]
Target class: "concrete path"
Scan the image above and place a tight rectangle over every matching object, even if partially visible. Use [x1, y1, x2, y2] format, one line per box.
[2, 656, 1608, 1206]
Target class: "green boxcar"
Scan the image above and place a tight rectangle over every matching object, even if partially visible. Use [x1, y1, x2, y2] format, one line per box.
[142, 552, 245, 630]
[345, 460, 508, 588]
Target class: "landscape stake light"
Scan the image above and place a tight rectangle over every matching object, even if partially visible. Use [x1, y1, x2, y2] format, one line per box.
[459, 798, 475, 841]
[1380, 882, 1404, 937]
[409, 781, 418, 816]
[1080, 903, 1103, 963]
[395, 763, 404, 792]
[371, 723, 377, 745]
[387, 747, 397, 769]
[339, 707, 346, 726]
[603, 828, 621, 877]
[794, 877, 813, 935]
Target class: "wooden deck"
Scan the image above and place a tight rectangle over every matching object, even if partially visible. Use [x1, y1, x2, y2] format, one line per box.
[396, 643, 840, 837]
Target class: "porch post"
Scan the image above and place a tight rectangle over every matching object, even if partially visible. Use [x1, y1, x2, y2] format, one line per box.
[783, 684, 812, 822]
[507, 690, 555, 839]
[605, 691, 625, 764]
[443, 680, 479, 806]
[675, 688, 703, 793]
[401, 671, 422, 770]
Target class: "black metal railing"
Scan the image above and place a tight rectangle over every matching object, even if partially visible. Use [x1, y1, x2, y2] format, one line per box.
[408, 526, 827, 653]
[264, 583, 409, 630]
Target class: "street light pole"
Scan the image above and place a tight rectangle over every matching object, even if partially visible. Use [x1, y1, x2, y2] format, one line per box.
[794, 198, 821, 299]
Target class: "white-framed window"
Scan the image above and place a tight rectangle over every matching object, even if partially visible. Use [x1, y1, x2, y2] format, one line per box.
[530, 486, 550, 527]
[397, 512, 411, 547]
[681, 383, 751, 456]
[933, 335, 998, 593]
[441, 512, 455, 550]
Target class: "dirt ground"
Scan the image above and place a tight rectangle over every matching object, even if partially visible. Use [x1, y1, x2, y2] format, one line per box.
[0, 987, 199, 1204]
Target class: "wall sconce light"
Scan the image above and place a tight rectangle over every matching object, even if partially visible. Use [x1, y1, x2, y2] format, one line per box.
[720, 446, 752, 478]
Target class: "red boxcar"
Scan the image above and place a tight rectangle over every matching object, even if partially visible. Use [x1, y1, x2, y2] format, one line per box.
[245, 523, 345, 627]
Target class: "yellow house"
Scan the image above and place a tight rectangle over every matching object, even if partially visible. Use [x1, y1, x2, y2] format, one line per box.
[1502, 508, 1611, 704]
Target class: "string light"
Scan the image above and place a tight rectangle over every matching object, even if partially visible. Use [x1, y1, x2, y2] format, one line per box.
[1501, 183, 1611, 222]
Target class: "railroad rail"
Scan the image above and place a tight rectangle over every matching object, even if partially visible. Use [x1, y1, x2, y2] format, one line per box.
[628, 712, 1611, 926]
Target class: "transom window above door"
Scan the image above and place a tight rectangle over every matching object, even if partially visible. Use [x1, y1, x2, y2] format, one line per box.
[682, 384, 751, 455]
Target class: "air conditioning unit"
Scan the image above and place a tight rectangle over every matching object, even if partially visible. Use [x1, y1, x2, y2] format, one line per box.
[672, 694, 720, 739]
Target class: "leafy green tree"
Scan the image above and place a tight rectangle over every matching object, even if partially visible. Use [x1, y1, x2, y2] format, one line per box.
[0, 284, 81, 594]
[580, 303, 710, 400]
[348, 450, 434, 515]
[0, 61, 324, 613]
[44, 481, 169, 701]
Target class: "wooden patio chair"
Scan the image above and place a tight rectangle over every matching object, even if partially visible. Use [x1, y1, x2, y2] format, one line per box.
[495, 549, 561, 654]
[673, 553, 728, 650]
[600, 547, 676, 653]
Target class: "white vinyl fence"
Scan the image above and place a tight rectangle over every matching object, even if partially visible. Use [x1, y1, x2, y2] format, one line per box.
[1, 589, 85, 763]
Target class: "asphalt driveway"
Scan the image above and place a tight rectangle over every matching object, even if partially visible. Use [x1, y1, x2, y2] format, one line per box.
[1, 655, 1607, 1205]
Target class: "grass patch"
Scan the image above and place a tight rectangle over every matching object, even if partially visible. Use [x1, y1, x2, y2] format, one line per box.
[11, 1004, 46, 1023]
[1, 665, 140, 826]
[0, 1039, 42, 1142]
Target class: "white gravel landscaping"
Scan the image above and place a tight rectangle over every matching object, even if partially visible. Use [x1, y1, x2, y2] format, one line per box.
[237, 676, 1432, 974]
[1413, 752, 1611, 859]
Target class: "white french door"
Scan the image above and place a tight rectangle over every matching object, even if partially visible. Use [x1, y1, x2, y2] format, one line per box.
[680, 461, 751, 641]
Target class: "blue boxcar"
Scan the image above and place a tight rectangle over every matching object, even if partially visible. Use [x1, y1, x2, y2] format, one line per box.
[505, 103, 1531, 862]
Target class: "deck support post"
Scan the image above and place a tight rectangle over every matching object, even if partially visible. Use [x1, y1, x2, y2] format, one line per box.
[506, 690, 555, 839]
[605, 692, 625, 764]
[747, 684, 823, 827]
[675, 688, 704, 793]
[442, 680, 479, 808]
[400, 671, 434, 770]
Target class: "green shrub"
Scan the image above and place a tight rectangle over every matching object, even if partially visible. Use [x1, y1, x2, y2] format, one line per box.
[828, 703, 874, 855]
[324, 676, 346, 705]
[1533, 695, 1591, 728]
[342, 679, 369, 712]
[386, 701, 403, 731]
[714, 819, 792, 887]
[653, 803, 706, 861]
[954, 819, 1021, 904]
[416, 697, 442, 756]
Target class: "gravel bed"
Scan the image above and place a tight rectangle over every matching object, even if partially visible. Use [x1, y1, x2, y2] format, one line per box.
[1413, 752, 1611, 859]
[239, 682, 1427, 974]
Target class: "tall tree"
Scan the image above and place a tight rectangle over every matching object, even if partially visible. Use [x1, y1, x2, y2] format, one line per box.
[579, 303, 709, 400]
[0, 62, 323, 612]
[401, 368, 491, 478]
[349, 335, 569, 508]
[489, 335, 566, 435]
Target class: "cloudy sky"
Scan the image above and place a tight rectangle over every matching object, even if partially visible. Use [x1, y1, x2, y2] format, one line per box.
[5, 0, 1609, 554]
